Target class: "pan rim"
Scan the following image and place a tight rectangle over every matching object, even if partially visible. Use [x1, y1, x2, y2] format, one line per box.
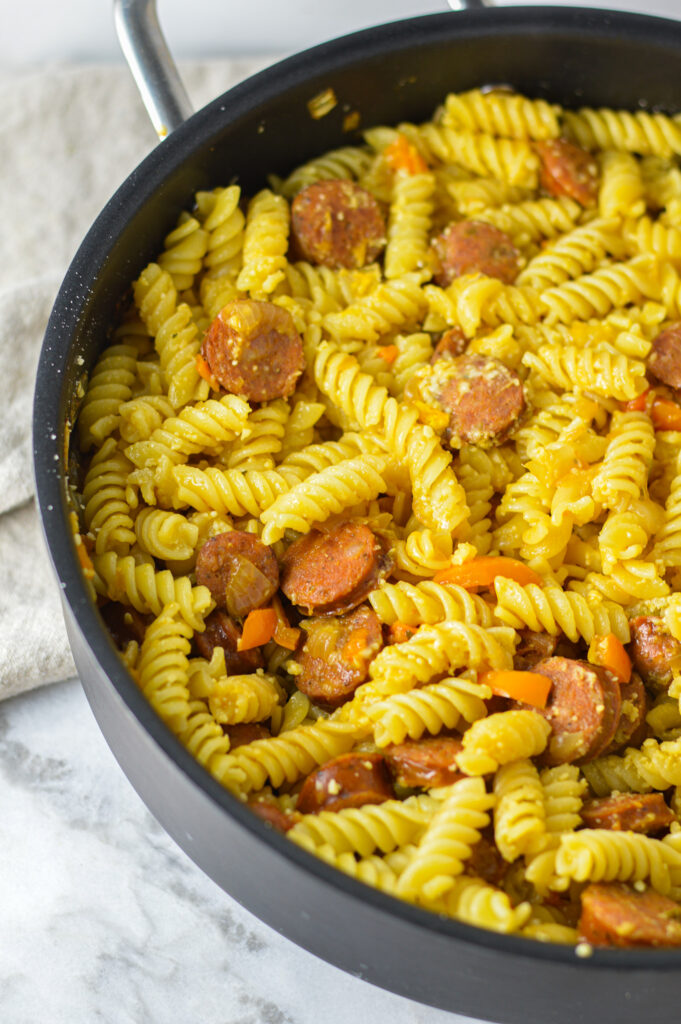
[33, 4, 681, 974]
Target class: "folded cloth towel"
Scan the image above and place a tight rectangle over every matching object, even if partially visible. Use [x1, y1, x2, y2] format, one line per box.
[0, 56, 275, 700]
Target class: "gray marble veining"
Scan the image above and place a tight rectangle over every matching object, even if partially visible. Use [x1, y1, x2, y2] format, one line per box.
[0, 679, 475, 1024]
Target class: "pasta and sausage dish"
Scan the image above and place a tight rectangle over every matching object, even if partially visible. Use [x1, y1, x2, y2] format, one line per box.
[73, 87, 681, 949]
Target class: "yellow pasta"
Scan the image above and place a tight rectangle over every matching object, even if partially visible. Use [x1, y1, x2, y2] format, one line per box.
[74, 85, 681, 949]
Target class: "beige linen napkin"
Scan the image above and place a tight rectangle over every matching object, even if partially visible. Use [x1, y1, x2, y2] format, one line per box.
[0, 56, 275, 700]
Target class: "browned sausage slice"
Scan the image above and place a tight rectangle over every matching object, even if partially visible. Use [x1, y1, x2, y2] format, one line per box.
[248, 796, 300, 832]
[227, 722, 271, 749]
[532, 656, 621, 766]
[193, 609, 265, 673]
[384, 734, 465, 789]
[432, 353, 525, 448]
[430, 325, 467, 363]
[280, 521, 392, 616]
[629, 615, 681, 692]
[513, 630, 559, 672]
[297, 752, 395, 814]
[430, 219, 521, 287]
[202, 299, 305, 402]
[602, 671, 648, 755]
[467, 832, 508, 888]
[536, 138, 599, 206]
[290, 179, 386, 269]
[581, 793, 676, 835]
[648, 323, 681, 390]
[100, 601, 151, 649]
[293, 604, 382, 707]
[579, 882, 681, 947]
[195, 530, 279, 618]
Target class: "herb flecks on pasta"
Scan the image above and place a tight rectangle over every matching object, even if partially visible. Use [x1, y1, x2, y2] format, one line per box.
[74, 86, 681, 950]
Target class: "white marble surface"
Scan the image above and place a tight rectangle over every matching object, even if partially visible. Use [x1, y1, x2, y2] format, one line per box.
[0, 676, 477, 1024]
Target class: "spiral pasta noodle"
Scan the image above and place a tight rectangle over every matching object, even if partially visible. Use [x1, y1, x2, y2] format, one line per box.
[396, 777, 495, 900]
[134, 603, 193, 731]
[367, 675, 489, 748]
[384, 170, 435, 279]
[442, 89, 560, 141]
[158, 211, 209, 292]
[288, 793, 439, 858]
[82, 438, 136, 556]
[78, 343, 138, 450]
[564, 106, 681, 158]
[554, 830, 681, 896]
[236, 188, 290, 297]
[92, 551, 214, 632]
[493, 759, 546, 862]
[456, 710, 552, 776]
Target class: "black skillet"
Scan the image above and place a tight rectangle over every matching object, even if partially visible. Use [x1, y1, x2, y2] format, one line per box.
[33, 2, 681, 1020]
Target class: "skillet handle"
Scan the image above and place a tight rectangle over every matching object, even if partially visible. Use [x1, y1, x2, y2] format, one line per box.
[114, 0, 496, 139]
[114, 0, 193, 139]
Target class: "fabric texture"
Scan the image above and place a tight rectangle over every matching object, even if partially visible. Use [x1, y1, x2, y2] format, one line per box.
[0, 57, 275, 700]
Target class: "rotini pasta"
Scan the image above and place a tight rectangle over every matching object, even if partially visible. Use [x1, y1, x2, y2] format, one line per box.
[74, 84, 681, 949]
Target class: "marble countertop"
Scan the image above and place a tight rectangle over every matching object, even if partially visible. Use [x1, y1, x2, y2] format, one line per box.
[0, 676, 478, 1024]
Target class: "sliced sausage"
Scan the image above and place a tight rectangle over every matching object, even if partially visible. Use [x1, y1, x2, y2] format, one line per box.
[536, 138, 599, 207]
[629, 616, 681, 693]
[290, 179, 386, 269]
[248, 796, 299, 832]
[579, 882, 681, 947]
[432, 353, 525, 448]
[513, 630, 559, 672]
[193, 609, 265, 673]
[532, 656, 621, 766]
[467, 831, 508, 888]
[100, 601, 151, 649]
[384, 734, 465, 789]
[648, 323, 681, 390]
[430, 219, 521, 288]
[202, 298, 305, 402]
[297, 752, 395, 815]
[430, 325, 467, 363]
[294, 604, 382, 708]
[602, 671, 648, 755]
[280, 520, 392, 616]
[195, 530, 279, 618]
[226, 722, 271, 749]
[581, 793, 676, 835]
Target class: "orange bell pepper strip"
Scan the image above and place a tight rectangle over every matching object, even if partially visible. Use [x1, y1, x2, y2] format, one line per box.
[196, 353, 220, 390]
[651, 396, 681, 432]
[387, 621, 419, 645]
[384, 133, 429, 175]
[377, 344, 399, 364]
[434, 556, 542, 590]
[588, 633, 632, 684]
[478, 670, 552, 709]
[271, 595, 301, 651]
[237, 607, 277, 651]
